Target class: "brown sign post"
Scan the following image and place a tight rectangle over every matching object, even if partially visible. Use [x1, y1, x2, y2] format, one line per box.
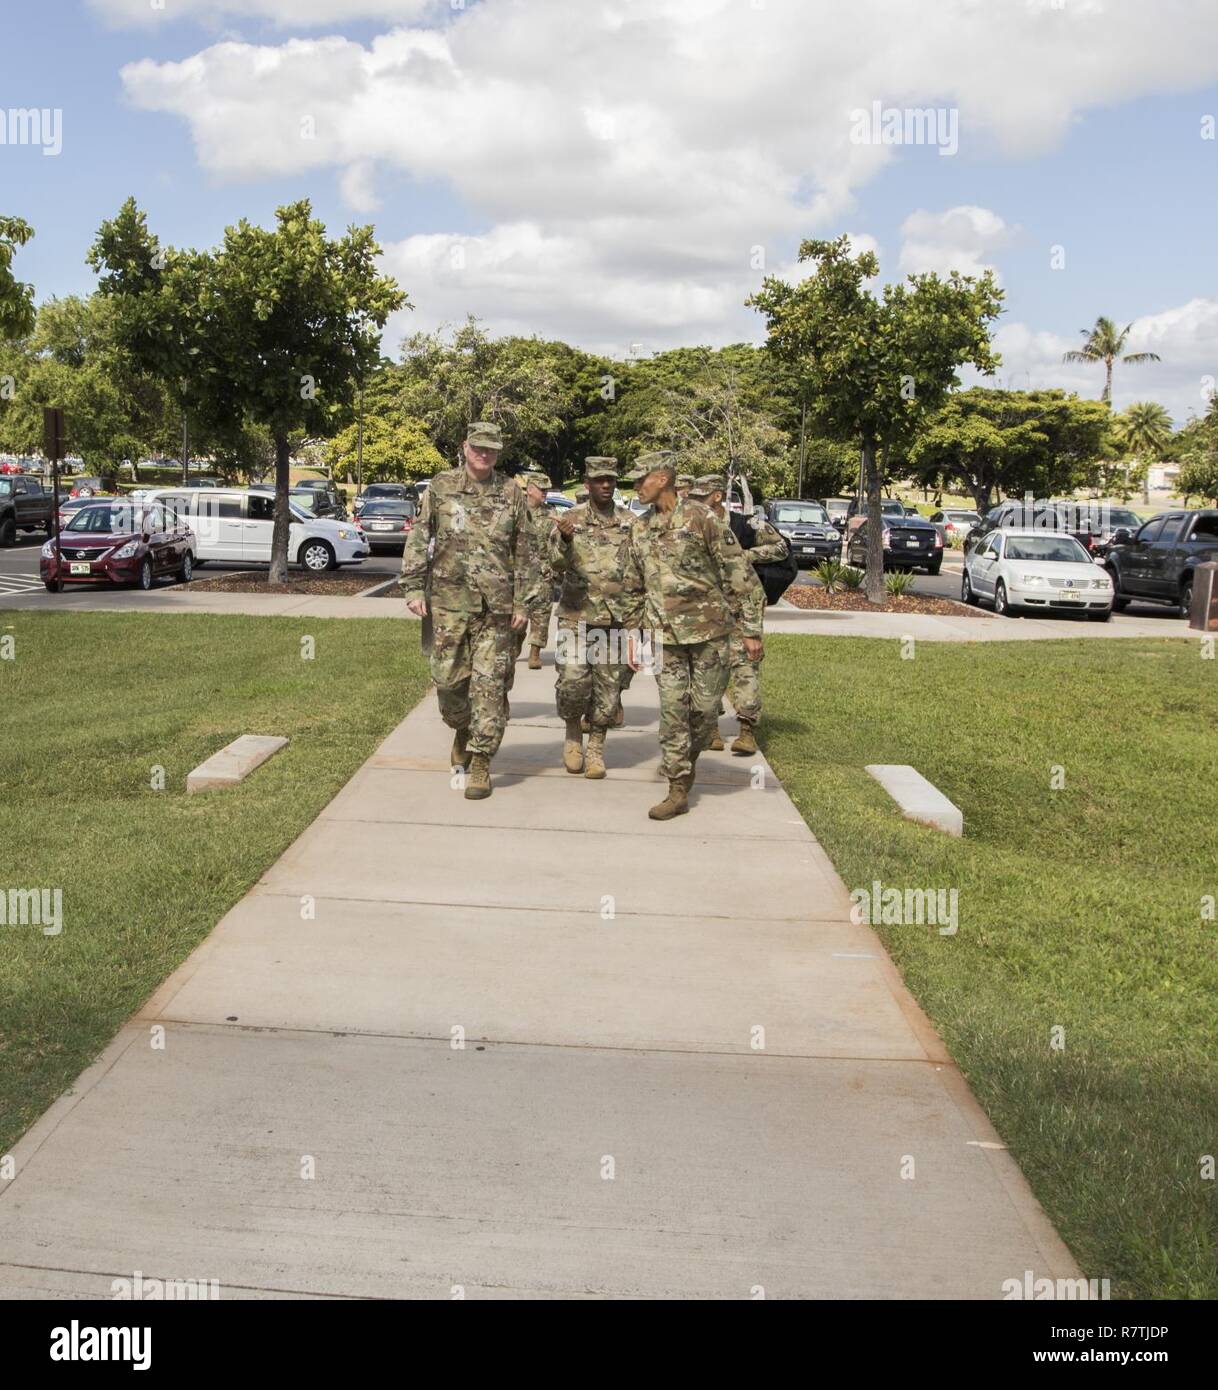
[43, 407, 66, 595]
[1188, 562, 1218, 633]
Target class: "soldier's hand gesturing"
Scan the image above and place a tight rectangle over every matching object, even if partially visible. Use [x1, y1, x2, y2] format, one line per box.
[555, 512, 576, 538]
[407, 598, 428, 618]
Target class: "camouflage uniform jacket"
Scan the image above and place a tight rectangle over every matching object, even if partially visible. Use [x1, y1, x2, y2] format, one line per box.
[622, 497, 762, 643]
[547, 500, 636, 625]
[399, 467, 536, 615]
[739, 513, 789, 567]
[527, 502, 559, 591]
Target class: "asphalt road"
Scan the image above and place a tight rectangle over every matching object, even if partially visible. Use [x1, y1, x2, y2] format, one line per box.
[0, 535, 1189, 631]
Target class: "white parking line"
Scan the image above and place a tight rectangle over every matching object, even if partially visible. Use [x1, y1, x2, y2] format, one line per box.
[0, 575, 46, 595]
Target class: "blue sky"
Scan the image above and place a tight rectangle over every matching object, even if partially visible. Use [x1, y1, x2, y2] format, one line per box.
[4, 0, 1216, 420]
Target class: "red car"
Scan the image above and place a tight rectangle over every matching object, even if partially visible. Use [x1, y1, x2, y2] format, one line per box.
[41, 500, 196, 591]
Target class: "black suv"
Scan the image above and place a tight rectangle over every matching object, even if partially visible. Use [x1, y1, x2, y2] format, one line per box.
[845, 502, 943, 574]
[1104, 510, 1218, 616]
[763, 498, 842, 566]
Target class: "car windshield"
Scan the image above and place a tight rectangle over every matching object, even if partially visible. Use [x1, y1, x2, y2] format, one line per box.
[774, 504, 829, 524]
[1106, 509, 1142, 528]
[947, 512, 979, 522]
[66, 505, 139, 534]
[1004, 536, 1092, 563]
[0, 480, 11, 495]
[881, 501, 906, 514]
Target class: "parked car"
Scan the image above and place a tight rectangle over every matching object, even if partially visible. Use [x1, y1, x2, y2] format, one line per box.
[822, 497, 853, 526]
[1089, 505, 1144, 557]
[963, 498, 1096, 557]
[69, 475, 119, 499]
[357, 497, 417, 552]
[545, 492, 575, 511]
[844, 496, 913, 541]
[40, 500, 195, 591]
[763, 498, 842, 566]
[184, 477, 221, 488]
[353, 482, 417, 517]
[961, 527, 1112, 619]
[146, 487, 369, 571]
[291, 476, 346, 519]
[1103, 509, 1218, 616]
[56, 493, 114, 530]
[846, 511, 944, 574]
[0, 476, 54, 545]
[929, 508, 981, 543]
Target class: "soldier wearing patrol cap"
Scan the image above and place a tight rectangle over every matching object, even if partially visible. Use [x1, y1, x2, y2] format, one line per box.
[512, 466, 557, 673]
[399, 421, 536, 800]
[621, 452, 762, 819]
[687, 472, 786, 755]
[548, 457, 634, 778]
[675, 473, 694, 500]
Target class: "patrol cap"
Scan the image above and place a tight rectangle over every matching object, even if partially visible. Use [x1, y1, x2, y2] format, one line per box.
[520, 469, 552, 490]
[676, 473, 695, 488]
[575, 487, 589, 502]
[466, 420, 504, 450]
[687, 472, 727, 497]
[583, 455, 618, 480]
[633, 450, 676, 478]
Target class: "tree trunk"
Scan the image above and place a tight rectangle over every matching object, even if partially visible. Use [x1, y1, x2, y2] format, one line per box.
[269, 433, 291, 586]
[863, 435, 884, 605]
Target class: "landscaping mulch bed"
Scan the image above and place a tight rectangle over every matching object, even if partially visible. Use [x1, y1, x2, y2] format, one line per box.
[782, 583, 994, 618]
[179, 571, 393, 597]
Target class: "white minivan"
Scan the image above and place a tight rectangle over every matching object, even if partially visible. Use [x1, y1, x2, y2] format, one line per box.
[148, 488, 369, 571]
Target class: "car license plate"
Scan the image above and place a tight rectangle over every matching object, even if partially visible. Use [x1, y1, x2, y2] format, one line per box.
[905, 539, 920, 547]
[69, 562, 91, 575]
[370, 522, 393, 530]
[1056, 591, 1083, 601]
[799, 543, 816, 551]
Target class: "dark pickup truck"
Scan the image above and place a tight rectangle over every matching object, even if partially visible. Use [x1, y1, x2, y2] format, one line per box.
[1105, 509, 1218, 616]
[0, 476, 54, 545]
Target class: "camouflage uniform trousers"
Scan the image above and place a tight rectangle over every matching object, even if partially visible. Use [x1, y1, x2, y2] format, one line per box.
[507, 596, 554, 693]
[725, 628, 763, 724]
[430, 606, 515, 757]
[555, 621, 627, 728]
[656, 636, 730, 782]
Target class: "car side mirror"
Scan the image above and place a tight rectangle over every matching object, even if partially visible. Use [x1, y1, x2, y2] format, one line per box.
[1111, 528, 1132, 545]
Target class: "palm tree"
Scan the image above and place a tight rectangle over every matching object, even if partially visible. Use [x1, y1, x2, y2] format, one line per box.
[1062, 315, 1161, 405]
[1114, 400, 1173, 505]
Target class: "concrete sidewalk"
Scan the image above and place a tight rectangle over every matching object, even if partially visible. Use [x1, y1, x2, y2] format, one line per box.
[0, 654, 1080, 1299]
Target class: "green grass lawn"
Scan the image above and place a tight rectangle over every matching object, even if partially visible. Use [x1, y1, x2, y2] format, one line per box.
[762, 635, 1218, 1299]
[0, 612, 429, 1156]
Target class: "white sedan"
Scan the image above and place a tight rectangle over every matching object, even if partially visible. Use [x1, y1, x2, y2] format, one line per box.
[961, 527, 1113, 620]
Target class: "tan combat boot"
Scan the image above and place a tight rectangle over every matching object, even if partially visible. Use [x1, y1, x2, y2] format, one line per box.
[450, 727, 471, 770]
[584, 728, 607, 780]
[464, 753, 492, 800]
[648, 779, 689, 820]
[563, 719, 585, 773]
[731, 720, 757, 756]
[528, 645, 542, 670]
[707, 724, 725, 751]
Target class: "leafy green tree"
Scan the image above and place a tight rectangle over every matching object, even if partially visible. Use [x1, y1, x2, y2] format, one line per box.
[92, 199, 406, 583]
[328, 364, 444, 483]
[1176, 394, 1218, 504]
[0, 217, 36, 342]
[399, 318, 567, 472]
[908, 388, 1111, 511]
[749, 235, 1003, 601]
[1113, 399, 1173, 505]
[1062, 315, 1161, 406]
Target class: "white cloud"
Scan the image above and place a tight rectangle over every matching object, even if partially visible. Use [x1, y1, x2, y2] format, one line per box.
[111, 0, 1218, 358]
[899, 206, 1017, 281]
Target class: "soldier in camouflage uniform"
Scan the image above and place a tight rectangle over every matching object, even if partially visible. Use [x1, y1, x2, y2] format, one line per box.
[622, 453, 763, 820]
[688, 473, 787, 756]
[399, 421, 534, 800]
[512, 468, 557, 673]
[548, 456, 634, 779]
